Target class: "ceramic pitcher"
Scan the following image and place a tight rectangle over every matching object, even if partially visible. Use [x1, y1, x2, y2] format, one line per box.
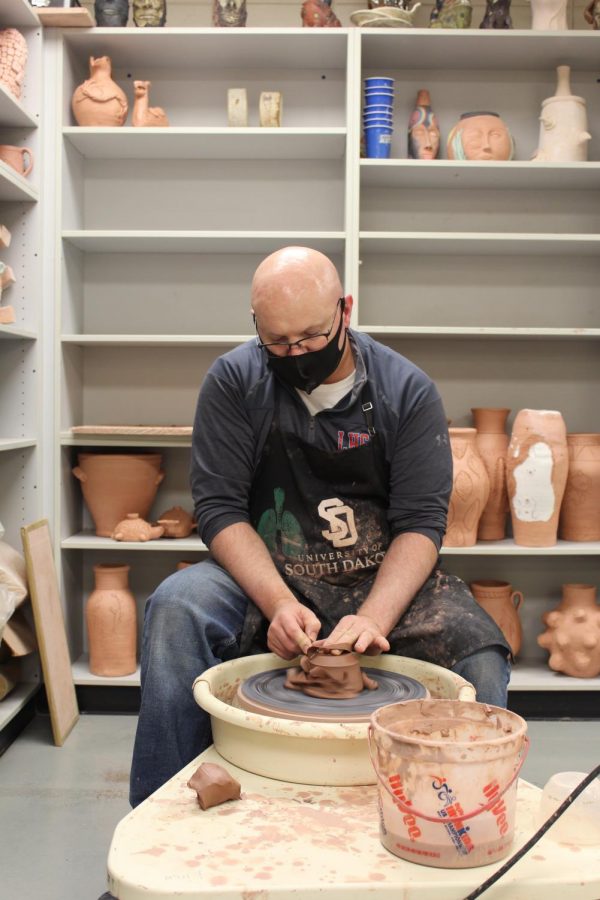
[470, 579, 524, 657]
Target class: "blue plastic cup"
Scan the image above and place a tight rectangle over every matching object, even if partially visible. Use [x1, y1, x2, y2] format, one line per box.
[364, 77, 394, 88]
[363, 115, 394, 126]
[364, 92, 395, 106]
[364, 124, 393, 159]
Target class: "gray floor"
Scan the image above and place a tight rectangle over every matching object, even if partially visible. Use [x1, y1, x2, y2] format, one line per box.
[0, 712, 598, 899]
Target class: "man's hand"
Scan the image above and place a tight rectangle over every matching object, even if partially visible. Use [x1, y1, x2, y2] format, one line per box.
[321, 614, 390, 656]
[267, 600, 321, 660]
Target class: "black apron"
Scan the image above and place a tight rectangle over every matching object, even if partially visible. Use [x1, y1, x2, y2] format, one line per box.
[240, 383, 510, 668]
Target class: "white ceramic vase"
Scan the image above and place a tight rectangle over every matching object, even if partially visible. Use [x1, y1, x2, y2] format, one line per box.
[532, 66, 591, 162]
[530, 0, 568, 29]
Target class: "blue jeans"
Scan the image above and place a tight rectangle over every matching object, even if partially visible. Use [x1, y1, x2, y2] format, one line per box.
[129, 559, 511, 807]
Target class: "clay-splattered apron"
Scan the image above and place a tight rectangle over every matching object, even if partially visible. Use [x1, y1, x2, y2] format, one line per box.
[241, 384, 509, 668]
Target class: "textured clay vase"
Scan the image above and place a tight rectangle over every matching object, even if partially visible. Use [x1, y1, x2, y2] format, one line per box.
[472, 407, 510, 541]
[470, 580, 524, 657]
[532, 66, 591, 162]
[506, 409, 568, 547]
[72, 453, 164, 537]
[71, 56, 128, 127]
[444, 428, 490, 547]
[86, 564, 137, 676]
[559, 434, 600, 541]
[538, 584, 600, 678]
[0, 28, 28, 101]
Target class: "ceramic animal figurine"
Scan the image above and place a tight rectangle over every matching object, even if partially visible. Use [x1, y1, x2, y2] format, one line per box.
[72, 56, 128, 127]
[301, 0, 341, 26]
[112, 513, 165, 542]
[0, 261, 16, 324]
[430, 0, 472, 27]
[132, 81, 169, 127]
[480, 0, 512, 27]
[408, 89, 440, 160]
[94, 0, 130, 25]
[447, 112, 514, 161]
[538, 583, 600, 677]
[133, 0, 166, 26]
[532, 66, 591, 163]
[0, 28, 28, 101]
[213, 0, 247, 26]
[156, 505, 195, 538]
[584, 0, 600, 27]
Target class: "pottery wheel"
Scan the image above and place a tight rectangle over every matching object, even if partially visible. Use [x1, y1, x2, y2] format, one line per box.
[237, 667, 428, 723]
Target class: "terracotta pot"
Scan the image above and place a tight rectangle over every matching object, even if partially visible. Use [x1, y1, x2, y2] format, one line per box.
[538, 583, 600, 678]
[471, 407, 510, 541]
[443, 428, 490, 547]
[559, 434, 600, 542]
[71, 56, 128, 127]
[506, 409, 568, 547]
[0, 145, 33, 178]
[72, 453, 164, 537]
[470, 579, 524, 657]
[86, 564, 137, 676]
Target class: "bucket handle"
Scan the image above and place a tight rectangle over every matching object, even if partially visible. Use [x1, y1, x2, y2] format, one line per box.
[367, 725, 529, 825]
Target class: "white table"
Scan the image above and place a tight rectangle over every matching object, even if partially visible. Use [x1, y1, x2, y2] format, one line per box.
[107, 747, 600, 899]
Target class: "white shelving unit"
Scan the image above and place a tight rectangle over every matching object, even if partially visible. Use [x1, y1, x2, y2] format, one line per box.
[47, 26, 598, 697]
[0, 0, 43, 732]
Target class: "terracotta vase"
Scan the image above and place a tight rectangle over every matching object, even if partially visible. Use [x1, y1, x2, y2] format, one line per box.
[86, 564, 137, 676]
[71, 56, 128, 127]
[0, 28, 28, 101]
[72, 453, 164, 537]
[506, 409, 568, 547]
[444, 428, 490, 547]
[559, 434, 600, 541]
[532, 67, 591, 163]
[538, 584, 600, 678]
[471, 407, 510, 541]
[470, 580, 524, 657]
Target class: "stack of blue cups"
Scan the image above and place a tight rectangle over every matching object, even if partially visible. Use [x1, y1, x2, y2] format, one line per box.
[363, 76, 394, 159]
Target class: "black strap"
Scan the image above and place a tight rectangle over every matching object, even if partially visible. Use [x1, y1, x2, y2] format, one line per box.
[360, 381, 376, 436]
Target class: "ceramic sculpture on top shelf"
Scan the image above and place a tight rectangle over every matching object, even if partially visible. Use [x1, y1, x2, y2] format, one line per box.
[133, 0, 166, 26]
[132, 81, 169, 127]
[0, 28, 28, 101]
[531, 67, 591, 163]
[479, 0, 512, 27]
[584, 0, 600, 27]
[86, 564, 137, 677]
[529, 0, 568, 29]
[447, 112, 514, 161]
[0, 262, 16, 325]
[430, 0, 473, 28]
[559, 434, 600, 542]
[537, 583, 600, 678]
[408, 90, 440, 160]
[443, 427, 490, 547]
[506, 409, 568, 547]
[351, 0, 421, 27]
[213, 0, 247, 26]
[471, 408, 510, 541]
[72, 57, 128, 128]
[95, 0, 130, 25]
[301, 0, 341, 26]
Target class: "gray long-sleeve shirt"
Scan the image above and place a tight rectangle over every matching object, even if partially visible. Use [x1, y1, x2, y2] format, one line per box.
[191, 330, 452, 552]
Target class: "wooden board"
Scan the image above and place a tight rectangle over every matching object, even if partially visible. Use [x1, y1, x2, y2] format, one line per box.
[21, 520, 79, 746]
[71, 425, 192, 436]
[36, 8, 94, 27]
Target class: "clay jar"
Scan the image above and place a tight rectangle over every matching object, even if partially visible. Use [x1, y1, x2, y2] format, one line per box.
[71, 56, 128, 127]
[72, 453, 164, 537]
[471, 408, 510, 541]
[470, 580, 524, 657]
[559, 434, 600, 541]
[0, 145, 34, 178]
[538, 584, 600, 678]
[506, 409, 568, 547]
[86, 564, 137, 676]
[444, 428, 490, 547]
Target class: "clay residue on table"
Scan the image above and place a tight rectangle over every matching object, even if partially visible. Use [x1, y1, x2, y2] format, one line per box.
[284, 641, 378, 699]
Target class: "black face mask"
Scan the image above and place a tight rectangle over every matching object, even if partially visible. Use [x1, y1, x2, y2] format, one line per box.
[266, 312, 347, 395]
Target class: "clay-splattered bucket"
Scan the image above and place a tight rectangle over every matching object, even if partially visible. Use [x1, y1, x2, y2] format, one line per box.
[368, 699, 528, 868]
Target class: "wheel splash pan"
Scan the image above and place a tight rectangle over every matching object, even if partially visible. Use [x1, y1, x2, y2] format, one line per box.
[192, 654, 475, 786]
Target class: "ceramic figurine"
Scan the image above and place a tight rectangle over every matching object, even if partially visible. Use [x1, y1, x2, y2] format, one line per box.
[447, 112, 514, 161]
[530, 0, 568, 29]
[584, 0, 600, 27]
[408, 90, 440, 160]
[0, 145, 34, 178]
[471, 407, 510, 541]
[157, 506, 195, 538]
[506, 409, 568, 547]
[470, 580, 524, 656]
[301, 0, 341, 26]
[538, 583, 600, 678]
[351, 0, 421, 26]
[259, 92, 282, 127]
[213, 0, 247, 26]
[94, 0, 129, 25]
[0, 225, 11, 249]
[112, 513, 165, 542]
[0, 28, 28, 101]
[86, 564, 137, 677]
[132, 81, 169, 127]
[480, 0, 512, 27]
[133, 0, 166, 26]
[532, 67, 591, 163]
[430, 0, 472, 28]
[187, 762, 241, 810]
[72, 56, 128, 128]
[228, 88, 248, 126]
[0, 261, 16, 325]
[559, 434, 600, 541]
[444, 428, 490, 547]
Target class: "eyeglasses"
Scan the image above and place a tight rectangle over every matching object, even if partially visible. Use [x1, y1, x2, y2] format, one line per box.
[254, 298, 345, 357]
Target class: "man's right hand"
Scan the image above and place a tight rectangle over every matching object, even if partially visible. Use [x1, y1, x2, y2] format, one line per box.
[267, 600, 321, 660]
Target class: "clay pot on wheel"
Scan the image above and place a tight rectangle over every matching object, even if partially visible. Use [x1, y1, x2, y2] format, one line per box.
[472, 407, 510, 541]
[72, 453, 164, 537]
[559, 434, 600, 541]
[444, 428, 490, 547]
[86, 564, 137, 676]
[538, 583, 600, 678]
[470, 580, 524, 657]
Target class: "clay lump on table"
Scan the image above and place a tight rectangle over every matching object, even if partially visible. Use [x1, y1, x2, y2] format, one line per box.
[284, 641, 378, 699]
[187, 762, 242, 810]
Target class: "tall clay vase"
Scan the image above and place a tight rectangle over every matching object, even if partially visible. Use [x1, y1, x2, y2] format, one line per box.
[470, 580, 524, 657]
[506, 409, 568, 547]
[471, 407, 510, 541]
[72, 453, 164, 537]
[559, 434, 600, 541]
[444, 428, 490, 547]
[86, 565, 137, 676]
[71, 56, 128, 127]
[538, 583, 600, 678]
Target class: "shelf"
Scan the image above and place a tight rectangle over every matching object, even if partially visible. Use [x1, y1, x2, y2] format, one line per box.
[0, 682, 39, 731]
[0, 0, 39, 27]
[62, 435, 193, 448]
[0, 160, 38, 202]
[359, 232, 600, 256]
[360, 160, 600, 191]
[61, 334, 252, 347]
[0, 438, 37, 452]
[441, 540, 600, 556]
[0, 325, 37, 341]
[62, 532, 208, 552]
[509, 662, 600, 692]
[63, 127, 347, 161]
[62, 231, 346, 253]
[72, 655, 140, 688]
[358, 326, 600, 341]
[360, 30, 600, 71]
[0, 82, 38, 129]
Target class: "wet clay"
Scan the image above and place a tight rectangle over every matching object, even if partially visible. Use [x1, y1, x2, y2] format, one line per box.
[187, 762, 242, 810]
[284, 641, 378, 699]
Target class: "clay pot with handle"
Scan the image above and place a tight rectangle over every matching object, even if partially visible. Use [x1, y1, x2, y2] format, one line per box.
[0, 145, 33, 178]
[470, 579, 524, 657]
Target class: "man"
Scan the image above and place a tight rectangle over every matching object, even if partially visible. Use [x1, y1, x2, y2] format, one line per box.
[129, 247, 510, 807]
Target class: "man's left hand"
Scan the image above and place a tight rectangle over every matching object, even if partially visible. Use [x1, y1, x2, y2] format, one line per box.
[321, 614, 390, 656]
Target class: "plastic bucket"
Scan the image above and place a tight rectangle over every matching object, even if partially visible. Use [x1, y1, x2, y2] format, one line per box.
[368, 699, 529, 869]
